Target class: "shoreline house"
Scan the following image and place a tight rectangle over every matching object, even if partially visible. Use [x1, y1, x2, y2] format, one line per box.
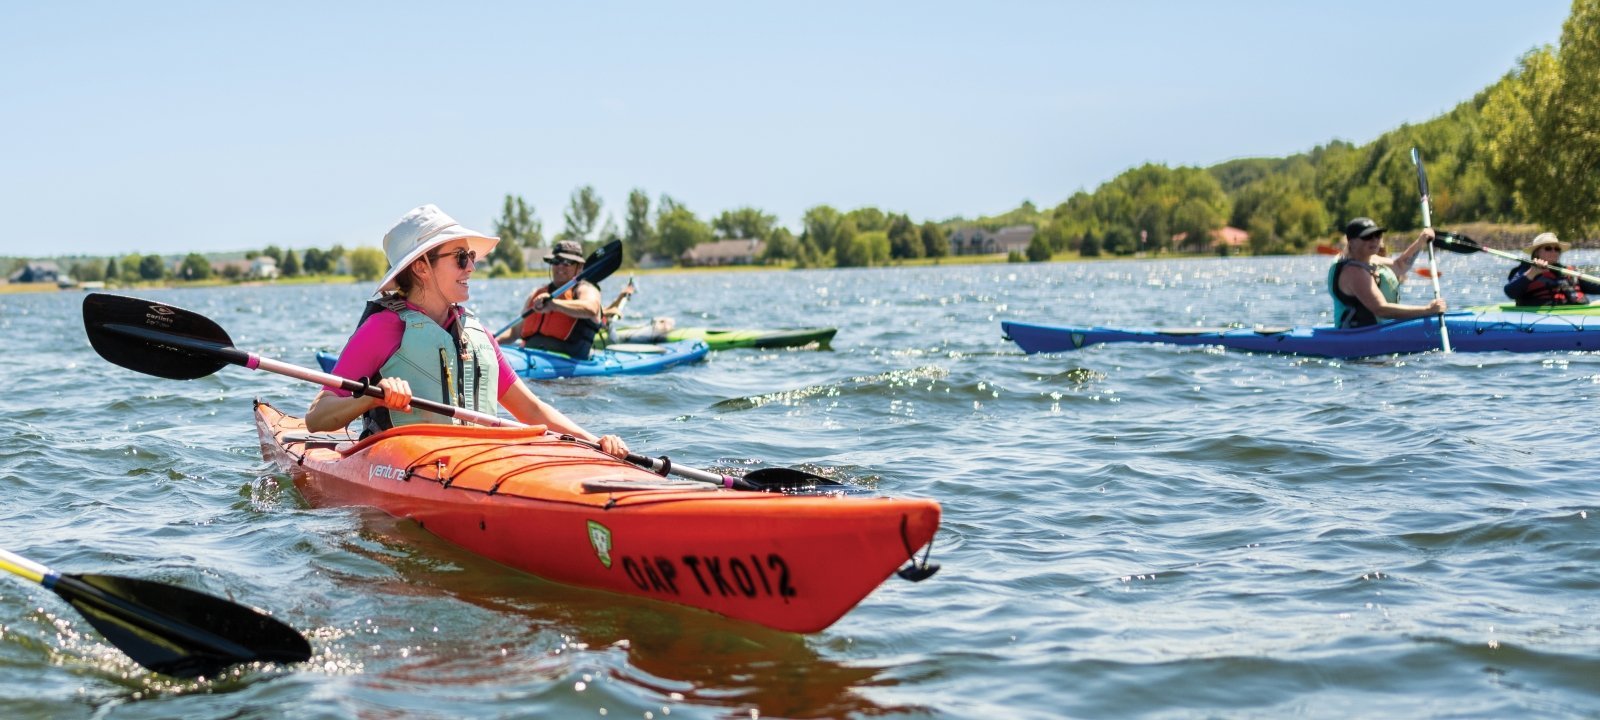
[7, 261, 62, 284]
[948, 226, 1036, 256]
[210, 258, 254, 279]
[1171, 226, 1250, 253]
[681, 238, 765, 267]
[248, 255, 280, 280]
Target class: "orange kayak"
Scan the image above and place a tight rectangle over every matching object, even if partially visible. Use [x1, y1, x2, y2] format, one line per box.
[254, 401, 940, 633]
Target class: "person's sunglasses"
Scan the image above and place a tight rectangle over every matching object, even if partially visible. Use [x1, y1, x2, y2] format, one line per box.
[429, 248, 477, 270]
[550, 259, 579, 267]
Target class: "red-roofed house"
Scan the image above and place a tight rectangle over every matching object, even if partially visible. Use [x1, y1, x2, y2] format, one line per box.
[1171, 226, 1249, 253]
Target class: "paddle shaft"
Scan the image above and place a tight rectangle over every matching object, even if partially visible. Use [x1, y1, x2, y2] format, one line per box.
[0, 547, 49, 584]
[114, 325, 747, 487]
[250, 338, 742, 485]
[1412, 147, 1452, 352]
[597, 277, 635, 350]
[612, 276, 635, 318]
[1444, 234, 1600, 285]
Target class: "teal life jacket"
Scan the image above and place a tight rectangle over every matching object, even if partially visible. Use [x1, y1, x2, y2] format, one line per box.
[1328, 258, 1399, 328]
[360, 298, 499, 435]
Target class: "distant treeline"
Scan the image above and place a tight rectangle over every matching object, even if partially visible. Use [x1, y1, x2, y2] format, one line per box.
[49, 245, 390, 284]
[482, 189, 957, 273]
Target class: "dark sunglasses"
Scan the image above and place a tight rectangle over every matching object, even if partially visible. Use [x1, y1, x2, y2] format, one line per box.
[429, 248, 477, 269]
[549, 258, 580, 267]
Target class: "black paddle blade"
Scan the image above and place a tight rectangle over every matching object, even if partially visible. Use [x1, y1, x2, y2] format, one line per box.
[59, 574, 310, 678]
[83, 293, 239, 380]
[741, 467, 847, 491]
[582, 239, 624, 285]
[1432, 231, 1481, 255]
[1412, 147, 1429, 196]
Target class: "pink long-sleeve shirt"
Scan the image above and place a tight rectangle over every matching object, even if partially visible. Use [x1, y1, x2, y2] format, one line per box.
[324, 302, 517, 397]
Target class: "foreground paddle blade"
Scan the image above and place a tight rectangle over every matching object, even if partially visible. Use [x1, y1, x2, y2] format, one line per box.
[742, 467, 846, 491]
[82, 293, 236, 380]
[61, 574, 311, 678]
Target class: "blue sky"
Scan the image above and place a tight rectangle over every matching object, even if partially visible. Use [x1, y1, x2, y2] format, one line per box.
[0, 1, 1572, 256]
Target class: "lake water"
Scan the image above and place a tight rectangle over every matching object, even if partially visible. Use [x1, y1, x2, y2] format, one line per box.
[1, 253, 1597, 718]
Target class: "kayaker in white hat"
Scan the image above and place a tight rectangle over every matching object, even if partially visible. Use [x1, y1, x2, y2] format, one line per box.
[305, 204, 628, 458]
[1330, 217, 1446, 328]
[1504, 232, 1599, 306]
[495, 239, 607, 359]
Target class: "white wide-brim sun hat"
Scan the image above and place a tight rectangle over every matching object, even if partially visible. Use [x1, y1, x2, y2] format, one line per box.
[375, 204, 500, 294]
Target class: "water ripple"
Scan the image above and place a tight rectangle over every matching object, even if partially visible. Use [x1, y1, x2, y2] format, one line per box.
[3, 260, 1599, 716]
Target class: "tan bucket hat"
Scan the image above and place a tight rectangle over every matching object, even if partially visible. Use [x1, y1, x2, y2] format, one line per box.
[1524, 232, 1570, 255]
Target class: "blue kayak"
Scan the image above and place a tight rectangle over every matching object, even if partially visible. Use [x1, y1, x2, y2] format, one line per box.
[1002, 312, 1600, 359]
[315, 339, 709, 381]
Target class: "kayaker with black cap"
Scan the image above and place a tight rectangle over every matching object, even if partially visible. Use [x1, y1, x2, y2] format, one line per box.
[495, 239, 605, 359]
[1503, 232, 1599, 305]
[305, 204, 628, 458]
[1330, 217, 1445, 328]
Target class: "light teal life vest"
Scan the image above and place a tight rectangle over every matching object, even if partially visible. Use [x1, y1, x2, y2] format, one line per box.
[365, 301, 499, 432]
[1328, 258, 1400, 327]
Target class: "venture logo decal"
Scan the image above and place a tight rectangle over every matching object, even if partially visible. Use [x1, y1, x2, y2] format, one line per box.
[369, 464, 407, 481]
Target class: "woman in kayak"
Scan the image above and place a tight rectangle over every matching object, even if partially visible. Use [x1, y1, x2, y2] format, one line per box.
[1330, 217, 1446, 328]
[1503, 232, 1599, 306]
[306, 204, 628, 457]
[1326, 217, 1429, 314]
[495, 239, 605, 359]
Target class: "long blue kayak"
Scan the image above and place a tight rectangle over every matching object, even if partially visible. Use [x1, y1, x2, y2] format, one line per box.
[1002, 312, 1600, 359]
[316, 339, 709, 381]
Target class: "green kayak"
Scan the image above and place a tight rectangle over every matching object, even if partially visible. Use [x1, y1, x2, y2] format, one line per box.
[1466, 301, 1600, 315]
[603, 324, 836, 350]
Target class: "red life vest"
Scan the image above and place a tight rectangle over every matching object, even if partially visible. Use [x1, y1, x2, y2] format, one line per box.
[1525, 269, 1589, 305]
[518, 281, 601, 359]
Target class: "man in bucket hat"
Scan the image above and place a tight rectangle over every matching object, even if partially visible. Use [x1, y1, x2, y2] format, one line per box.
[305, 205, 628, 457]
[1504, 232, 1599, 306]
[498, 239, 607, 360]
[1329, 217, 1445, 328]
